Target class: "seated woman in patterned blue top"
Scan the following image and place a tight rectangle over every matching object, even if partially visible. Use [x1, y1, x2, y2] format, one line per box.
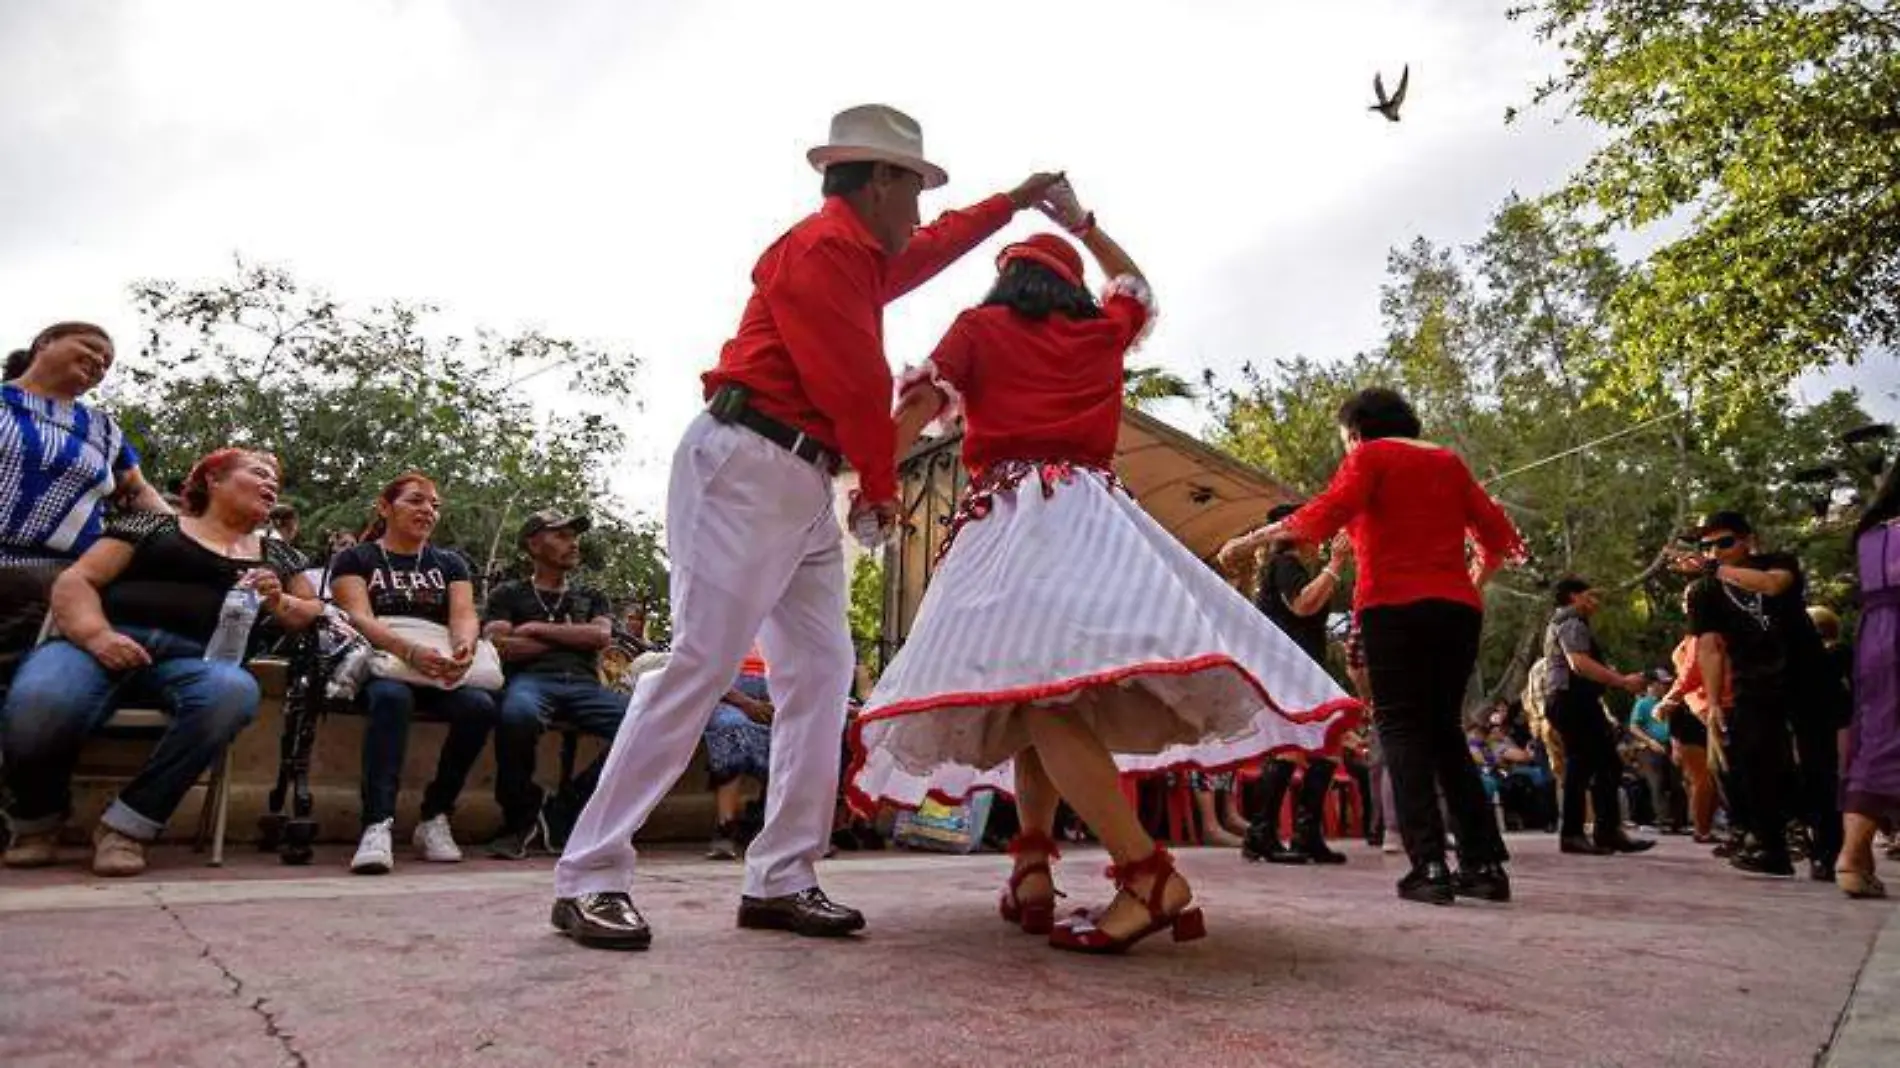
[2, 323, 170, 681]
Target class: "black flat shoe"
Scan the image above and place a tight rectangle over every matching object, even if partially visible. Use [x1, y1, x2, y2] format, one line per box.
[552, 892, 653, 950]
[1597, 835, 1657, 855]
[1560, 836, 1612, 856]
[1298, 837, 1349, 865]
[1241, 831, 1309, 865]
[1730, 851, 1796, 877]
[737, 887, 866, 938]
[1452, 862, 1512, 903]
[1397, 860, 1456, 906]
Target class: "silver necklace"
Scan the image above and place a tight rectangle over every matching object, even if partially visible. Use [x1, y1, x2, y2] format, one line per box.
[532, 582, 568, 620]
[1720, 580, 1771, 630]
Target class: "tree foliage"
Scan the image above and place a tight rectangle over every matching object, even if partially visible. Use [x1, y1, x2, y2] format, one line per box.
[1124, 365, 1198, 410]
[1511, 0, 1900, 409]
[848, 554, 885, 671]
[106, 262, 666, 611]
[1204, 197, 1874, 698]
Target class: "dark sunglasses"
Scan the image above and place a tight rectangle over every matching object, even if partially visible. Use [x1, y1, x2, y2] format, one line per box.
[1698, 535, 1740, 553]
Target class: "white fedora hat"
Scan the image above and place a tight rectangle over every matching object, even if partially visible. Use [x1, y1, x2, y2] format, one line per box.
[806, 104, 948, 190]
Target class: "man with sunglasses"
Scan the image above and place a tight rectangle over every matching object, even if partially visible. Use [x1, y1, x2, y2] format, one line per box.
[1678, 510, 1839, 877]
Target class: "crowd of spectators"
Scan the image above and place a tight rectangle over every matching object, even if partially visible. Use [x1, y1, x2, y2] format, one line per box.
[0, 322, 661, 877]
[7, 324, 1900, 906]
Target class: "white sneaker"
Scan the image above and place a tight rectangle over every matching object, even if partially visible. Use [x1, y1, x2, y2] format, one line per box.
[1382, 840, 1401, 855]
[413, 814, 463, 863]
[351, 819, 395, 875]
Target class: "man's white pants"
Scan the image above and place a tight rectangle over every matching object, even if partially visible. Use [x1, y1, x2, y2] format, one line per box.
[555, 413, 856, 900]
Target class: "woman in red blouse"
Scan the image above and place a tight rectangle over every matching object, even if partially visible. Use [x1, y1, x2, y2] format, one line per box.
[1222, 388, 1525, 906]
[849, 182, 1358, 954]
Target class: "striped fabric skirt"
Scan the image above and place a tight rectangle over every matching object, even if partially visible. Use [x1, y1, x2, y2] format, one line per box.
[848, 461, 1360, 811]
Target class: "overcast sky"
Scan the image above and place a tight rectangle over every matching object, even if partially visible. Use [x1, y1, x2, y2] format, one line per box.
[4, 0, 1893, 517]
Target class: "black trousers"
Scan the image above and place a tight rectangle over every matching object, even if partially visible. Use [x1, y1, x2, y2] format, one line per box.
[1550, 688, 1622, 841]
[1790, 708, 1842, 868]
[1344, 759, 1376, 839]
[1727, 686, 1794, 859]
[1359, 600, 1506, 867]
[1250, 755, 1337, 840]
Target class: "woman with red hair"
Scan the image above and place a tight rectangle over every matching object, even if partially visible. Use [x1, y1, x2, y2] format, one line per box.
[1, 448, 317, 875]
[849, 181, 1357, 954]
[329, 472, 501, 875]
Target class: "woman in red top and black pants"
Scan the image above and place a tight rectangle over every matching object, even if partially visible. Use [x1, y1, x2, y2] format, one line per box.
[1224, 388, 1525, 905]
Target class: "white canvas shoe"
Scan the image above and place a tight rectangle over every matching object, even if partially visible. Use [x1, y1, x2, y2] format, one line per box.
[413, 814, 463, 863]
[351, 819, 395, 875]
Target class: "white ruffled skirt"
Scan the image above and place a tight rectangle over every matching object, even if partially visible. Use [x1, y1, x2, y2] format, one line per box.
[848, 462, 1361, 811]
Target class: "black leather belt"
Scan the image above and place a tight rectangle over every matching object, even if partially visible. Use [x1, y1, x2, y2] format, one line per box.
[708, 386, 841, 475]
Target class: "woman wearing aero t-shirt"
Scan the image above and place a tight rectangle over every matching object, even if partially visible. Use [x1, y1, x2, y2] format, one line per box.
[1223, 387, 1527, 907]
[329, 472, 501, 875]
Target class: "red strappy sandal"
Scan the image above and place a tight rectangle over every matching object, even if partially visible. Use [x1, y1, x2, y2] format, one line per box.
[1000, 831, 1062, 935]
[1049, 844, 1205, 955]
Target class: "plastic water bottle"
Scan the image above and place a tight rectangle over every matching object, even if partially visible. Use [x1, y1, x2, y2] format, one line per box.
[204, 584, 261, 663]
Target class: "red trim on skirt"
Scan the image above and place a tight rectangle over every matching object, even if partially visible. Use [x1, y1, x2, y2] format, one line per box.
[845, 653, 1364, 815]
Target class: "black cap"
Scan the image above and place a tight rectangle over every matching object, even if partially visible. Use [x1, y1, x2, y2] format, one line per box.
[1267, 502, 1302, 525]
[1692, 510, 1754, 538]
[519, 509, 591, 545]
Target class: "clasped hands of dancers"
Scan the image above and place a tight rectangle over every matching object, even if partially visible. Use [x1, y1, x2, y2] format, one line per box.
[549, 102, 1421, 956]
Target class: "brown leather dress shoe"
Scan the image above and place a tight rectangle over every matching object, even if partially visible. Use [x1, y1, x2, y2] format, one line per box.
[736, 887, 866, 937]
[551, 892, 653, 950]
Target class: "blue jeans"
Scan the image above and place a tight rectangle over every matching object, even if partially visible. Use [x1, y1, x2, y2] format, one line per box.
[0, 625, 260, 840]
[359, 678, 499, 828]
[495, 673, 627, 828]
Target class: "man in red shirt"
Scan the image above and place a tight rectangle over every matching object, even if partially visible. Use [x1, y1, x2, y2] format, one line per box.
[552, 103, 1062, 948]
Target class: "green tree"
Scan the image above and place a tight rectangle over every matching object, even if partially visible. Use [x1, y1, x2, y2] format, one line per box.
[106, 261, 664, 613]
[1511, 0, 1900, 409]
[1123, 365, 1197, 411]
[848, 554, 884, 670]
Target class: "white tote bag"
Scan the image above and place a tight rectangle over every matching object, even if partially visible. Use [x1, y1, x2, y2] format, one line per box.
[368, 616, 505, 691]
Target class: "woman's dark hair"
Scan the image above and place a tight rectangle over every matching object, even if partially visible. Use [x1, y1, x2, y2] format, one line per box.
[6, 322, 110, 381]
[1265, 502, 1304, 554]
[1553, 575, 1591, 607]
[981, 259, 1103, 322]
[1855, 462, 1900, 537]
[1337, 387, 1423, 441]
[821, 161, 877, 197]
[363, 471, 439, 541]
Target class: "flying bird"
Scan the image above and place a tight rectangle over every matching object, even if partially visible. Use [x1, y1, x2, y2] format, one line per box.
[1371, 65, 1410, 122]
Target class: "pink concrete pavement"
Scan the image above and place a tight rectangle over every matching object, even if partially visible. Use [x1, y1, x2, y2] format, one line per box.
[0, 834, 1892, 1067]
